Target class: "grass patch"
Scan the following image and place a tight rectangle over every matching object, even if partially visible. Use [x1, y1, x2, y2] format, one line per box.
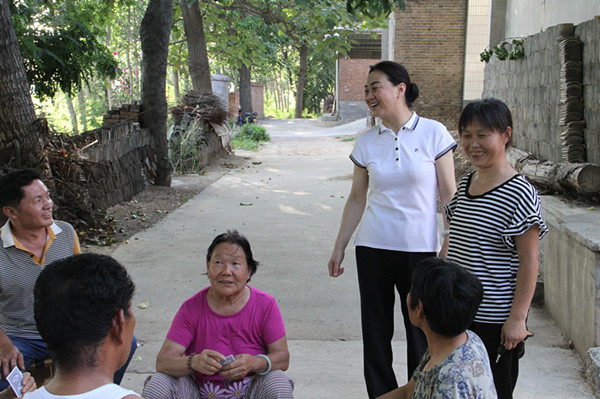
[340, 137, 355, 142]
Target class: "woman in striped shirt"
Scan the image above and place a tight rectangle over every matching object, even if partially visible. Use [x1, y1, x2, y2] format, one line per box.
[446, 98, 548, 399]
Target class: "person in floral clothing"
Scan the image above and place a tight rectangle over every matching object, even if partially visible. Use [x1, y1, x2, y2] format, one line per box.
[379, 258, 497, 399]
[143, 231, 294, 399]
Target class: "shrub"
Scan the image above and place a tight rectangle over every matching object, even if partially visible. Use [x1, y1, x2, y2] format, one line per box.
[232, 124, 270, 151]
[240, 124, 270, 142]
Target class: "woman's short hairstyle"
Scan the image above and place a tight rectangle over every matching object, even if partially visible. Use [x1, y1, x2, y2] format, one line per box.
[0, 169, 42, 209]
[206, 230, 259, 280]
[409, 257, 483, 337]
[33, 254, 135, 372]
[458, 98, 513, 148]
[369, 61, 420, 108]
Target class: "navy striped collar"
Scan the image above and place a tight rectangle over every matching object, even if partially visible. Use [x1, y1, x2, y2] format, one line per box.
[378, 112, 420, 134]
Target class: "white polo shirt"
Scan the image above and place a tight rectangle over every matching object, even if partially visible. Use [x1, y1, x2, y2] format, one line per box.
[350, 112, 456, 252]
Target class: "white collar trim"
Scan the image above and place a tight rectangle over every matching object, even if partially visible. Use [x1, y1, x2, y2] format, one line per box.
[1, 221, 62, 248]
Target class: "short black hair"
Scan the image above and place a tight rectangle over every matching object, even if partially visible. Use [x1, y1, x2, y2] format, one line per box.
[0, 169, 42, 208]
[458, 98, 513, 147]
[34, 253, 135, 372]
[409, 257, 483, 337]
[369, 61, 420, 108]
[206, 230, 259, 280]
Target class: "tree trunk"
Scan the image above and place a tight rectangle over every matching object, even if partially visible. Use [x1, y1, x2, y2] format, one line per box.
[127, 6, 134, 102]
[0, 0, 49, 173]
[173, 67, 180, 104]
[294, 42, 308, 118]
[272, 74, 280, 110]
[105, 26, 114, 110]
[280, 70, 288, 111]
[180, 0, 212, 94]
[78, 89, 88, 132]
[239, 64, 252, 115]
[66, 94, 78, 135]
[507, 146, 600, 196]
[105, 78, 114, 110]
[140, 0, 173, 187]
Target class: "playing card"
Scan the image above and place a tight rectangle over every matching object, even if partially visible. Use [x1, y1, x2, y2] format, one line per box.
[220, 355, 235, 366]
[7, 366, 23, 397]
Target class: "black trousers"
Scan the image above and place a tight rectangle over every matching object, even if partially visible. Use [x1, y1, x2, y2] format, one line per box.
[356, 246, 432, 398]
[470, 322, 524, 399]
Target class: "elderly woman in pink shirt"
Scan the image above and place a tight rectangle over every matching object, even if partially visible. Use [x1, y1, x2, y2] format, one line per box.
[143, 230, 294, 399]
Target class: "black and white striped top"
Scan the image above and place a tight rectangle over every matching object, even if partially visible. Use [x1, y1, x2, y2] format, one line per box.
[446, 172, 548, 324]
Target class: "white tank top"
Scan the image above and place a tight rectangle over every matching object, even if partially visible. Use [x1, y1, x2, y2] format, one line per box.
[23, 384, 140, 399]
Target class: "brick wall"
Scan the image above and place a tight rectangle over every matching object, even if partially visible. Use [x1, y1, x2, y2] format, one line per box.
[228, 92, 240, 120]
[338, 58, 377, 101]
[337, 58, 377, 120]
[393, 0, 468, 130]
[228, 84, 265, 120]
[251, 83, 265, 119]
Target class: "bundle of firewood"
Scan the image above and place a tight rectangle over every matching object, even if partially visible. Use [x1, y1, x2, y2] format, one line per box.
[171, 91, 227, 126]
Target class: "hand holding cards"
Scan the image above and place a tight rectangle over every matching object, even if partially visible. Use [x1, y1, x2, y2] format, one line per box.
[7, 366, 23, 397]
[219, 354, 234, 366]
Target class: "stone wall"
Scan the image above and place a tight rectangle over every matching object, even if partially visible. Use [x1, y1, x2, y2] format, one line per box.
[393, 0, 467, 131]
[69, 121, 155, 211]
[483, 18, 600, 165]
[59, 101, 229, 213]
[541, 196, 600, 362]
[578, 18, 600, 165]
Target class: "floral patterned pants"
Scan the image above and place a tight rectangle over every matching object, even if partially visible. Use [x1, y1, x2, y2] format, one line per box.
[143, 370, 294, 399]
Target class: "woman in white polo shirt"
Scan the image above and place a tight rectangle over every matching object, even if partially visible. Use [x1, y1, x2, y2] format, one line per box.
[327, 61, 457, 399]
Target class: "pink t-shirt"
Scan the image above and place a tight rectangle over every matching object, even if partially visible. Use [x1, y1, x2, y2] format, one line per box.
[167, 285, 286, 390]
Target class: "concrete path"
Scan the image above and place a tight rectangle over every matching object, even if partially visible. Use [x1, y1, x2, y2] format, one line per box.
[118, 118, 594, 398]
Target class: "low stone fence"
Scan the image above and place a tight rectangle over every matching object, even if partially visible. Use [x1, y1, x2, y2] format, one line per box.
[54, 102, 229, 214]
[56, 120, 155, 212]
[539, 197, 600, 391]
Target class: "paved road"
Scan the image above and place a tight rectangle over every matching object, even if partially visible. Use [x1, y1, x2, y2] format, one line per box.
[118, 118, 594, 398]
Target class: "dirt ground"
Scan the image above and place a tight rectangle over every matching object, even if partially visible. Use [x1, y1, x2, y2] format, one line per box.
[81, 153, 250, 254]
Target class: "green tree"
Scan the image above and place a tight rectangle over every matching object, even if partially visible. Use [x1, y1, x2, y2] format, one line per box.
[274, 0, 387, 117]
[346, 0, 405, 16]
[203, 0, 280, 115]
[10, 0, 118, 100]
[302, 44, 336, 114]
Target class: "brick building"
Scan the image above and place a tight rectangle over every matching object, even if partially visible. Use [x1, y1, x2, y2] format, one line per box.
[227, 83, 265, 121]
[335, 33, 381, 121]
[334, 1, 468, 130]
[389, 0, 468, 130]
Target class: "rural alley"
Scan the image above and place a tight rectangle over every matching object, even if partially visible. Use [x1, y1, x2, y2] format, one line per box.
[116, 118, 594, 398]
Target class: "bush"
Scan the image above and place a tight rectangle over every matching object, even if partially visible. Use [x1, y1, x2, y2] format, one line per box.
[240, 124, 270, 141]
[232, 124, 270, 151]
